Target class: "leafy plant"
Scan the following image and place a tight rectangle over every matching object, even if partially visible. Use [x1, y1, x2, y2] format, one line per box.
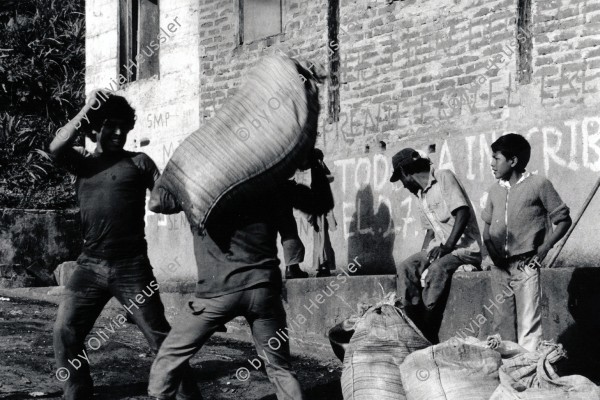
[0, 0, 84, 209]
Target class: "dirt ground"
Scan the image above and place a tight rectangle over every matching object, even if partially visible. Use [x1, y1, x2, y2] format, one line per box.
[0, 297, 343, 400]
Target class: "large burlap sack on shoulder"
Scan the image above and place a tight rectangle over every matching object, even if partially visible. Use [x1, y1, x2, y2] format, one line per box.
[341, 303, 430, 400]
[489, 342, 600, 400]
[149, 55, 320, 232]
[400, 336, 502, 400]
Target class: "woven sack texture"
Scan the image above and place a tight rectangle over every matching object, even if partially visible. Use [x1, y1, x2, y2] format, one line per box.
[341, 304, 430, 400]
[400, 336, 502, 400]
[149, 55, 320, 232]
[489, 342, 600, 400]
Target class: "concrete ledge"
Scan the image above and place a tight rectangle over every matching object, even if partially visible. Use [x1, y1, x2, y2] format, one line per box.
[136, 275, 397, 358]
[440, 268, 600, 381]
[2, 268, 599, 377]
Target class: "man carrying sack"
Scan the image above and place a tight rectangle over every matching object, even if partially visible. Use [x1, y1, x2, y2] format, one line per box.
[147, 149, 333, 400]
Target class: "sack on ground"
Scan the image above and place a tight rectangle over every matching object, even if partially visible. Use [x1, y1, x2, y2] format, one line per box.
[328, 318, 357, 363]
[486, 334, 528, 359]
[149, 55, 320, 233]
[341, 303, 430, 400]
[489, 341, 600, 400]
[400, 336, 502, 400]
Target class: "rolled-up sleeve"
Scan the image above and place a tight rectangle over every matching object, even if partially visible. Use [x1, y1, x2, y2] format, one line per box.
[439, 170, 469, 214]
[132, 153, 161, 190]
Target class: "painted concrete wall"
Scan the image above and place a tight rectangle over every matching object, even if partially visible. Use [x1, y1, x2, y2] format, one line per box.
[0, 209, 81, 270]
[85, 0, 600, 282]
[322, 0, 600, 272]
[85, 0, 201, 280]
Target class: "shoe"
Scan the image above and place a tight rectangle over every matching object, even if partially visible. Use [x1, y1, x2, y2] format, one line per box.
[285, 265, 309, 279]
[316, 267, 331, 277]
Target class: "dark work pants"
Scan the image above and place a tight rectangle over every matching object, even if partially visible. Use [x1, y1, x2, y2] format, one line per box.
[53, 254, 198, 400]
[148, 283, 304, 400]
[396, 251, 464, 343]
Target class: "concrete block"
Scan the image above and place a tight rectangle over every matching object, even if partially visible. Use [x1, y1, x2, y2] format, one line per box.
[53, 261, 79, 286]
[153, 275, 397, 357]
[2, 267, 600, 375]
[440, 268, 600, 381]
[153, 269, 600, 374]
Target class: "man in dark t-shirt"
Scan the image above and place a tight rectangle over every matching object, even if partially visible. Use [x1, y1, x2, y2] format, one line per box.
[49, 91, 199, 400]
[148, 152, 333, 400]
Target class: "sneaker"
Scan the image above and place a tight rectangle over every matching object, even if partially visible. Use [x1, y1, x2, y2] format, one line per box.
[316, 268, 331, 277]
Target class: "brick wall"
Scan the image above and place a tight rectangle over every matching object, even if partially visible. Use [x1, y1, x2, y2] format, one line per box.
[85, 0, 600, 279]
[320, 0, 600, 272]
[197, 0, 329, 117]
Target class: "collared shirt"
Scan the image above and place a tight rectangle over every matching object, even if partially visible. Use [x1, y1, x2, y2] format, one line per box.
[498, 172, 531, 189]
[482, 173, 570, 259]
[417, 168, 482, 265]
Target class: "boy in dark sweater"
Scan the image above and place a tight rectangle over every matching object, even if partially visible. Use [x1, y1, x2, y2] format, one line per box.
[482, 133, 572, 351]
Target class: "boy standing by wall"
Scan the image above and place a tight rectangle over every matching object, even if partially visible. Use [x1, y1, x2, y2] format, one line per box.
[482, 133, 572, 351]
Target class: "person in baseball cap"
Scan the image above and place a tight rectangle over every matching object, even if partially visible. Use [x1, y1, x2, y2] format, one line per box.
[389, 148, 433, 196]
[390, 147, 422, 182]
[390, 147, 482, 343]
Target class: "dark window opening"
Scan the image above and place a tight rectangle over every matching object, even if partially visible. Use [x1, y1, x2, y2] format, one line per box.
[328, 0, 340, 123]
[516, 0, 533, 84]
[119, 0, 159, 82]
[239, 0, 282, 44]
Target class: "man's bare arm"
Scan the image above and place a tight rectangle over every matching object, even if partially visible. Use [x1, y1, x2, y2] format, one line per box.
[49, 89, 107, 156]
[445, 206, 470, 249]
[427, 206, 469, 260]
